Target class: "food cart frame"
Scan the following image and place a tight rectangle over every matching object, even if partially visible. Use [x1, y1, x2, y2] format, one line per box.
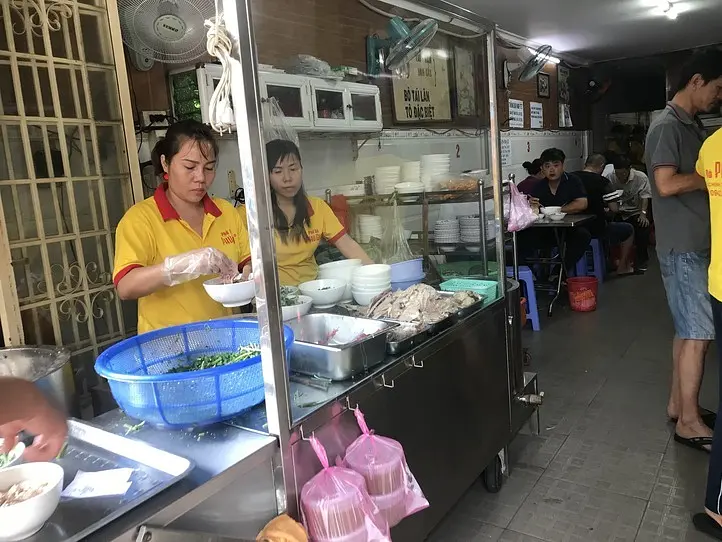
[80, 0, 542, 539]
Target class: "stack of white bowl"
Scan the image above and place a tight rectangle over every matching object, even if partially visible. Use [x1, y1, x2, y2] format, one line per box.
[420, 154, 451, 191]
[400, 161, 421, 183]
[357, 214, 383, 243]
[318, 259, 362, 302]
[460, 215, 482, 252]
[434, 219, 459, 252]
[374, 166, 401, 195]
[351, 264, 392, 306]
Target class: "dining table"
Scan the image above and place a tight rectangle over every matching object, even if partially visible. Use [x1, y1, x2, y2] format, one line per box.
[527, 213, 596, 316]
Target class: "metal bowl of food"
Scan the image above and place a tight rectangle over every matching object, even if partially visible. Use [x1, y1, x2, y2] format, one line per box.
[0, 346, 73, 414]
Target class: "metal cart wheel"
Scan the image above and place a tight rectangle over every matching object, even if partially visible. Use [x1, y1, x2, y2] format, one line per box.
[482, 455, 503, 493]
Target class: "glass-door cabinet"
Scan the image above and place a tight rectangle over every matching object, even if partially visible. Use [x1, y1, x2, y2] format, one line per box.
[345, 82, 382, 130]
[309, 79, 347, 128]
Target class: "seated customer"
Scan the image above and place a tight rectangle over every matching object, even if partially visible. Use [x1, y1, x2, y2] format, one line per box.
[574, 154, 635, 275]
[607, 155, 652, 272]
[518, 159, 544, 194]
[518, 148, 591, 269]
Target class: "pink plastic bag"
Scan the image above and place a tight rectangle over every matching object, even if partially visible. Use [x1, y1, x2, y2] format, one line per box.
[301, 435, 390, 542]
[507, 181, 537, 232]
[343, 409, 429, 528]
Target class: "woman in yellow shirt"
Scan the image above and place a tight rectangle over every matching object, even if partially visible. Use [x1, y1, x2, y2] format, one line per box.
[241, 139, 372, 286]
[113, 120, 252, 333]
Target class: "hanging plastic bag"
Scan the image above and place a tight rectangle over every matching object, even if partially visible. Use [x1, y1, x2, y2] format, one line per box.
[506, 181, 537, 232]
[301, 435, 390, 542]
[343, 409, 429, 528]
[381, 197, 415, 264]
[263, 97, 300, 147]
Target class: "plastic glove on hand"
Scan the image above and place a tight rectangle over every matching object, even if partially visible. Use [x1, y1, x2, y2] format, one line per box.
[162, 247, 238, 286]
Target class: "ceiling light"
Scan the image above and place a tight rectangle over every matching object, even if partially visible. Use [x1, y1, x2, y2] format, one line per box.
[665, 5, 679, 19]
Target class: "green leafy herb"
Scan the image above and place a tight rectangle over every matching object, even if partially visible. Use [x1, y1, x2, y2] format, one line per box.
[167, 345, 261, 374]
[280, 286, 300, 307]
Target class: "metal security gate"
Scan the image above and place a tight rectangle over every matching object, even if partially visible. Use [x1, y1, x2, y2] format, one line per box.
[0, 0, 142, 409]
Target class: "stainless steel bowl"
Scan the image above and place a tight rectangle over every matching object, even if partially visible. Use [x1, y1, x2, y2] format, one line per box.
[0, 346, 74, 413]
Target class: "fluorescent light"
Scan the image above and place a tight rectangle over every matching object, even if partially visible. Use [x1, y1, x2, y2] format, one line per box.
[436, 49, 450, 59]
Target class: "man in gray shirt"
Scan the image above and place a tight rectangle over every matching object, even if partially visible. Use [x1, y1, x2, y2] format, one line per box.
[645, 49, 722, 455]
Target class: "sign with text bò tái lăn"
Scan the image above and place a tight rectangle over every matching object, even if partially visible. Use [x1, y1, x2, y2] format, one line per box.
[392, 49, 451, 122]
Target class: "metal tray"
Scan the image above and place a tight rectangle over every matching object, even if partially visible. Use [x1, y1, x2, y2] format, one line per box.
[25, 419, 193, 542]
[288, 313, 397, 380]
[386, 322, 431, 355]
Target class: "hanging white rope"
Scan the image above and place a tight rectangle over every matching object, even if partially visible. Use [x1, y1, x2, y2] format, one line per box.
[204, 0, 235, 134]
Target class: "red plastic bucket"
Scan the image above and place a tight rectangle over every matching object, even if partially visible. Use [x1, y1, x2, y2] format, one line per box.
[567, 277, 598, 312]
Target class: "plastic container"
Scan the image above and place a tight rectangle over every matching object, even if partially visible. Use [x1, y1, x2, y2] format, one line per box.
[389, 258, 423, 282]
[568, 276, 598, 312]
[439, 278, 497, 300]
[371, 486, 407, 527]
[390, 275, 425, 291]
[95, 319, 294, 428]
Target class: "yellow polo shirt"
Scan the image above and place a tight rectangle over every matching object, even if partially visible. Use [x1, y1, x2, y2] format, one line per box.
[238, 196, 346, 286]
[697, 131, 722, 301]
[113, 184, 251, 334]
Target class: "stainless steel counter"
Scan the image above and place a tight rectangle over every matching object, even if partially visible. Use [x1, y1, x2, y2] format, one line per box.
[85, 410, 279, 541]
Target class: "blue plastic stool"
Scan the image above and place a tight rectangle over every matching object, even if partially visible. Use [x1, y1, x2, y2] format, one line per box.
[506, 266, 540, 331]
[574, 239, 605, 283]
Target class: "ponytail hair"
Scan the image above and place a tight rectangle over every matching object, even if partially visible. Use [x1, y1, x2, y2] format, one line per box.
[523, 159, 542, 175]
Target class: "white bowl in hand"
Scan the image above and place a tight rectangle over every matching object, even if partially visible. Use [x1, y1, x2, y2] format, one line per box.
[541, 206, 562, 216]
[299, 279, 346, 309]
[203, 277, 255, 307]
[0, 462, 64, 542]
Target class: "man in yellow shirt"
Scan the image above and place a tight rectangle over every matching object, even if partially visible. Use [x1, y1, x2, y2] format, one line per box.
[694, 127, 722, 540]
[114, 120, 251, 333]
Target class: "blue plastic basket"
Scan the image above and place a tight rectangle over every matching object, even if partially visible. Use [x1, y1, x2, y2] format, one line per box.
[95, 319, 294, 429]
[439, 278, 498, 300]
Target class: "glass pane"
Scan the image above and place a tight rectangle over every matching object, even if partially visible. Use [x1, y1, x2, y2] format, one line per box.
[87, 68, 120, 121]
[314, 89, 344, 120]
[351, 94, 377, 121]
[17, 65, 40, 116]
[55, 66, 85, 118]
[96, 124, 128, 175]
[0, 61, 17, 115]
[1, 184, 38, 241]
[37, 181, 73, 237]
[80, 234, 113, 282]
[50, 13, 81, 61]
[21, 305, 56, 345]
[0, 124, 28, 180]
[79, 12, 112, 65]
[74, 179, 104, 231]
[104, 177, 133, 229]
[16, 244, 46, 301]
[267, 85, 304, 119]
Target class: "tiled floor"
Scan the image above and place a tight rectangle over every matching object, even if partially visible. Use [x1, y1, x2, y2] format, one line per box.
[429, 262, 720, 541]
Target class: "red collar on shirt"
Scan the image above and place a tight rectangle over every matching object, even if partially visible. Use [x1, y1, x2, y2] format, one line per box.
[154, 183, 222, 221]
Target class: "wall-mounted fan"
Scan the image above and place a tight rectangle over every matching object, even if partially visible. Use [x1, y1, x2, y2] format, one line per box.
[502, 44, 553, 88]
[119, 0, 215, 67]
[366, 17, 439, 75]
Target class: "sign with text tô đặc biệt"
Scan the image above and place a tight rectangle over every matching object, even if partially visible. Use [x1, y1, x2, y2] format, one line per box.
[392, 50, 452, 123]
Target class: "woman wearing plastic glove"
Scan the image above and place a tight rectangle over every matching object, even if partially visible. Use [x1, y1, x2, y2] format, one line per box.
[113, 120, 252, 333]
[0, 378, 67, 462]
[238, 139, 372, 286]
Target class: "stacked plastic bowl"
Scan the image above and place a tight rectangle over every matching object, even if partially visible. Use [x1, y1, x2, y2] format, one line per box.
[420, 154, 450, 191]
[390, 258, 424, 291]
[374, 166, 401, 195]
[434, 219, 460, 252]
[460, 215, 482, 252]
[351, 264, 391, 306]
[357, 214, 383, 243]
[318, 259, 362, 302]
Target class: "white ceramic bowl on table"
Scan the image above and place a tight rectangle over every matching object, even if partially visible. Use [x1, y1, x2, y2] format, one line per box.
[352, 264, 391, 281]
[281, 295, 313, 321]
[353, 277, 391, 290]
[203, 278, 255, 307]
[549, 213, 567, 221]
[0, 462, 64, 542]
[318, 259, 362, 301]
[352, 288, 387, 307]
[541, 206, 562, 216]
[299, 279, 346, 309]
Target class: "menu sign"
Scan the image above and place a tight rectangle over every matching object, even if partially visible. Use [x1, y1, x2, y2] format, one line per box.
[530, 102, 543, 128]
[393, 50, 452, 122]
[508, 99, 524, 128]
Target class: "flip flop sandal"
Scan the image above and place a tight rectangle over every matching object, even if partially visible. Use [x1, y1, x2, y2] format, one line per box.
[693, 513, 722, 540]
[669, 409, 717, 429]
[674, 433, 713, 453]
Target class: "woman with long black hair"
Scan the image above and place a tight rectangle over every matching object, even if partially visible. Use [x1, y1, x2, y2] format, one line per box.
[240, 139, 372, 286]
